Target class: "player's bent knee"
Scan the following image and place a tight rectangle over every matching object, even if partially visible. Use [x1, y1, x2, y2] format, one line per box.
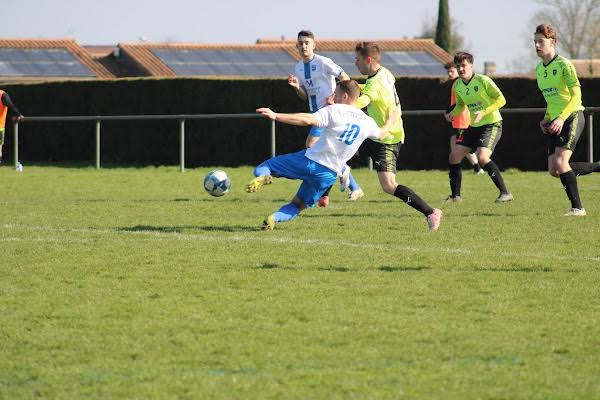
[381, 182, 397, 195]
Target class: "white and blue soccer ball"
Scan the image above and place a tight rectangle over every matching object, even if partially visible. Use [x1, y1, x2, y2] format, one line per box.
[203, 169, 231, 197]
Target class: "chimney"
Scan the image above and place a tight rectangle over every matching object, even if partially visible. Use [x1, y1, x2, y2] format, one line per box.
[484, 62, 496, 76]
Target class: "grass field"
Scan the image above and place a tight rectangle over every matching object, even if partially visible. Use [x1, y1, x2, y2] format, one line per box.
[2, 165, 600, 399]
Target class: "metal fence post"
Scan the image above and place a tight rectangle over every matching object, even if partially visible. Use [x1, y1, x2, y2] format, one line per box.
[587, 112, 594, 163]
[179, 119, 185, 172]
[13, 121, 18, 169]
[95, 120, 101, 169]
[270, 119, 276, 158]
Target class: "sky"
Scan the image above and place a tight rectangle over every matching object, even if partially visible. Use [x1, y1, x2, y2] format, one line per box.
[2, 0, 542, 74]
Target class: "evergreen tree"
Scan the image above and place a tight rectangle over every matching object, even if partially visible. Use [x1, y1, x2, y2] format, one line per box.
[435, 0, 451, 52]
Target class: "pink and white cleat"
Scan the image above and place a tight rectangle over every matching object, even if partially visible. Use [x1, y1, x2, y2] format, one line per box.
[426, 208, 443, 231]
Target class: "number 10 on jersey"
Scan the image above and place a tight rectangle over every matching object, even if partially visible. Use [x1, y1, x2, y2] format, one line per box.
[338, 124, 360, 145]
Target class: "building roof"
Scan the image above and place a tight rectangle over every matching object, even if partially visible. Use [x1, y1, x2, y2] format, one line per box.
[0, 37, 452, 80]
[571, 59, 600, 77]
[118, 38, 451, 78]
[0, 38, 114, 81]
[118, 42, 300, 78]
[256, 37, 452, 64]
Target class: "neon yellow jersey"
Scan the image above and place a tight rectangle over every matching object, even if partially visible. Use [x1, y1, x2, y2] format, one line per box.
[452, 74, 505, 127]
[536, 55, 584, 120]
[359, 67, 404, 144]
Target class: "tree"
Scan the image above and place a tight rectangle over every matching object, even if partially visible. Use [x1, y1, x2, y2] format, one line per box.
[419, 12, 465, 55]
[531, 0, 600, 59]
[435, 0, 451, 52]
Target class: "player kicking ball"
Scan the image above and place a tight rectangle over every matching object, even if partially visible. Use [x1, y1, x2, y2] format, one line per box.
[246, 80, 443, 231]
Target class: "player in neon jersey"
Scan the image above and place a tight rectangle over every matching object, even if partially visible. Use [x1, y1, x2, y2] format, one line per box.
[354, 42, 443, 228]
[443, 61, 484, 178]
[287, 30, 364, 205]
[444, 51, 513, 203]
[534, 24, 600, 216]
[245, 80, 444, 230]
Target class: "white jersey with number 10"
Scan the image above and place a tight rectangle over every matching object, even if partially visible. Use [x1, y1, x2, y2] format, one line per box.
[307, 104, 380, 175]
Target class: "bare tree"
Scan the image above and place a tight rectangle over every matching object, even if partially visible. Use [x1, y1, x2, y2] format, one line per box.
[531, 0, 600, 59]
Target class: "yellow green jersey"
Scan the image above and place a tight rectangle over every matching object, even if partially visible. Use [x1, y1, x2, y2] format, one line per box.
[358, 66, 404, 144]
[536, 55, 584, 121]
[451, 74, 505, 127]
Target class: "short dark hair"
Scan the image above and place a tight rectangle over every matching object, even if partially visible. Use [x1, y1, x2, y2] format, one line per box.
[336, 80, 361, 101]
[535, 24, 556, 40]
[297, 30, 315, 40]
[444, 61, 456, 70]
[355, 42, 381, 62]
[454, 51, 474, 65]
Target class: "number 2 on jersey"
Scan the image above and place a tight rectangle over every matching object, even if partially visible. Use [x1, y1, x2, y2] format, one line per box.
[338, 124, 360, 145]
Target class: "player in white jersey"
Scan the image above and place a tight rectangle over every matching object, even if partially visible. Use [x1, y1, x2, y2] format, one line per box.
[287, 30, 364, 205]
[245, 80, 425, 230]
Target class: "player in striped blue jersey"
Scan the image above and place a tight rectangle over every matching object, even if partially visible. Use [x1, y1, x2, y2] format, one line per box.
[287, 30, 364, 205]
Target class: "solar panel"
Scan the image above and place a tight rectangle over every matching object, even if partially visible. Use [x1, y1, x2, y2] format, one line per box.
[152, 49, 298, 77]
[0, 48, 94, 77]
[319, 51, 445, 77]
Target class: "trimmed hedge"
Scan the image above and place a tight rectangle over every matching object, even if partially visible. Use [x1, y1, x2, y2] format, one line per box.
[2, 76, 599, 170]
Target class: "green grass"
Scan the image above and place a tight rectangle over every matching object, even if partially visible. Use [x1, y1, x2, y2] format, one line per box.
[1, 165, 600, 399]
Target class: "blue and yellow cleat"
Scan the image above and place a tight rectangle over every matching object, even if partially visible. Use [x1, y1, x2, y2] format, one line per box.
[245, 175, 273, 193]
[262, 214, 276, 230]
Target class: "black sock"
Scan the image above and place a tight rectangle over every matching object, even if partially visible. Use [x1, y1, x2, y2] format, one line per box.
[483, 161, 508, 194]
[473, 162, 482, 172]
[570, 162, 600, 176]
[322, 185, 332, 197]
[559, 171, 583, 209]
[394, 185, 434, 216]
[449, 163, 462, 197]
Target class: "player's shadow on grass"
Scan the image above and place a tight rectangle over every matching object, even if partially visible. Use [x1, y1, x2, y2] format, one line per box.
[379, 266, 431, 272]
[118, 224, 259, 233]
[474, 267, 553, 273]
[318, 266, 350, 272]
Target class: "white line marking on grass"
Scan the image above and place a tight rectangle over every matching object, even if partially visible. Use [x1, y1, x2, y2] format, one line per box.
[0, 237, 90, 243]
[2, 224, 599, 263]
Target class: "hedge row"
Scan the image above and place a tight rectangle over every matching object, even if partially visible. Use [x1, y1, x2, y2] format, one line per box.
[2, 77, 599, 170]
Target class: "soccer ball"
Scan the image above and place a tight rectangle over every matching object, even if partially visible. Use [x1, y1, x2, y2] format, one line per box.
[203, 169, 231, 197]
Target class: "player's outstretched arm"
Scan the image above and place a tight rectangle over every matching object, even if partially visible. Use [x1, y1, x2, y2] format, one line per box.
[256, 108, 317, 126]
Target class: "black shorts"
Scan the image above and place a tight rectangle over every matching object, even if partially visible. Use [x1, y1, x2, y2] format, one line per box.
[455, 122, 502, 153]
[363, 139, 402, 173]
[547, 111, 584, 156]
[451, 128, 465, 138]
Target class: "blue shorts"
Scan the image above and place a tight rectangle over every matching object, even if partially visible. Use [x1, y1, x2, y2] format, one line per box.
[308, 126, 325, 137]
[261, 150, 336, 207]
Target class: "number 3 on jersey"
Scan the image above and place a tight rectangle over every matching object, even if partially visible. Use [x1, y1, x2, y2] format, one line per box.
[338, 124, 360, 145]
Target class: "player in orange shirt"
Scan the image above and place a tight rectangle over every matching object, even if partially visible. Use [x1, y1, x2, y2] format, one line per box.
[0, 89, 24, 164]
